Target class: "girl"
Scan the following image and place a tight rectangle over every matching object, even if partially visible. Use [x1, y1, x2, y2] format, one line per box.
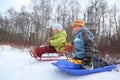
[31, 23, 67, 58]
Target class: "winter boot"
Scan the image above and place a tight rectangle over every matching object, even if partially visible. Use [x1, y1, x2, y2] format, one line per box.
[81, 57, 94, 70]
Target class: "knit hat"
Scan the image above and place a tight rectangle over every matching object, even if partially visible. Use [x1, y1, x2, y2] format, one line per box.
[72, 19, 85, 28]
[52, 23, 63, 32]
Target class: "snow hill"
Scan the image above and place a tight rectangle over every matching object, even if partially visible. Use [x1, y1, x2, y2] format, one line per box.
[0, 45, 120, 80]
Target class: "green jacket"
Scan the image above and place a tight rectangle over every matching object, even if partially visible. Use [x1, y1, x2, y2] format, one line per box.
[50, 30, 67, 52]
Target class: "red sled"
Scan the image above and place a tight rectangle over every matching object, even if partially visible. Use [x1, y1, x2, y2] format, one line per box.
[29, 43, 73, 61]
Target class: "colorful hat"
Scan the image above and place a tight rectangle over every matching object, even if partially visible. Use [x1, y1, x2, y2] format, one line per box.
[52, 23, 63, 31]
[72, 19, 85, 28]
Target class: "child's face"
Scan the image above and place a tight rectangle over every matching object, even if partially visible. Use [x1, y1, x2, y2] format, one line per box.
[53, 29, 59, 34]
[73, 27, 81, 33]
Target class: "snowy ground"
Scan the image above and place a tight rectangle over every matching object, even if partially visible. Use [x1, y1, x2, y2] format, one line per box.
[0, 45, 120, 80]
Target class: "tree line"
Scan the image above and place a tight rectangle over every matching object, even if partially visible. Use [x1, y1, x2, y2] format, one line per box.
[0, 0, 120, 58]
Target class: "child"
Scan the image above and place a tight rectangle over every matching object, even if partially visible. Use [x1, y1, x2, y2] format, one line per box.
[31, 23, 67, 58]
[69, 19, 98, 69]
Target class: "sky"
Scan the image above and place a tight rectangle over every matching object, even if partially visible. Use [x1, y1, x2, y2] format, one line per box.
[0, 0, 119, 15]
[0, 0, 30, 14]
[0, 45, 120, 80]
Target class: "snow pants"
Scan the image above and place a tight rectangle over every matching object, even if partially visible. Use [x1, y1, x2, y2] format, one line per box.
[33, 45, 56, 57]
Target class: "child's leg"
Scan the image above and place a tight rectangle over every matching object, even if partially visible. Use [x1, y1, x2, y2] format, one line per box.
[33, 46, 56, 57]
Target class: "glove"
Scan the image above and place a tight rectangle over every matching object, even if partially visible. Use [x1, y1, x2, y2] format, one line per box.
[69, 41, 74, 45]
[45, 37, 52, 46]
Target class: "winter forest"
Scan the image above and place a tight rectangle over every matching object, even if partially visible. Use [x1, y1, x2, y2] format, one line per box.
[0, 0, 120, 60]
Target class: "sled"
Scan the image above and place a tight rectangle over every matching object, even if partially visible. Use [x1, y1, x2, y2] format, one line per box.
[29, 44, 73, 61]
[52, 59, 115, 76]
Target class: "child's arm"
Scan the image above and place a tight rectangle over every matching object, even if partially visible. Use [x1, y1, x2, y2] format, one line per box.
[44, 37, 53, 46]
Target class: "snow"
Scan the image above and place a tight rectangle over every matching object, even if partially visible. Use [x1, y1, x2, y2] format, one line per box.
[0, 45, 120, 80]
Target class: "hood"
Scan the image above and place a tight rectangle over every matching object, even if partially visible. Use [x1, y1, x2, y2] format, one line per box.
[59, 30, 67, 37]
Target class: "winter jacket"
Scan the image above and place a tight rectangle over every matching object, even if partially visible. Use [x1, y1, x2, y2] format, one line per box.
[74, 26, 94, 59]
[50, 30, 67, 52]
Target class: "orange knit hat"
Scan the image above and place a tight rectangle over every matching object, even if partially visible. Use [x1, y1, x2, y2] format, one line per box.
[72, 19, 85, 28]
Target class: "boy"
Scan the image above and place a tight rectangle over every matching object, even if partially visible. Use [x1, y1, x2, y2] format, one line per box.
[69, 19, 98, 69]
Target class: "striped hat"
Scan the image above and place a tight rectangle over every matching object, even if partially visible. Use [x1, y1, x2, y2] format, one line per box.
[72, 19, 85, 28]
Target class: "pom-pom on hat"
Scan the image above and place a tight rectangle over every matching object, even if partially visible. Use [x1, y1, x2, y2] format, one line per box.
[52, 23, 63, 32]
[72, 19, 85, 28]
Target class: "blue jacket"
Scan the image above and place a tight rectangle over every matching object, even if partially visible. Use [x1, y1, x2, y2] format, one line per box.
[74, 26, 94, 59]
